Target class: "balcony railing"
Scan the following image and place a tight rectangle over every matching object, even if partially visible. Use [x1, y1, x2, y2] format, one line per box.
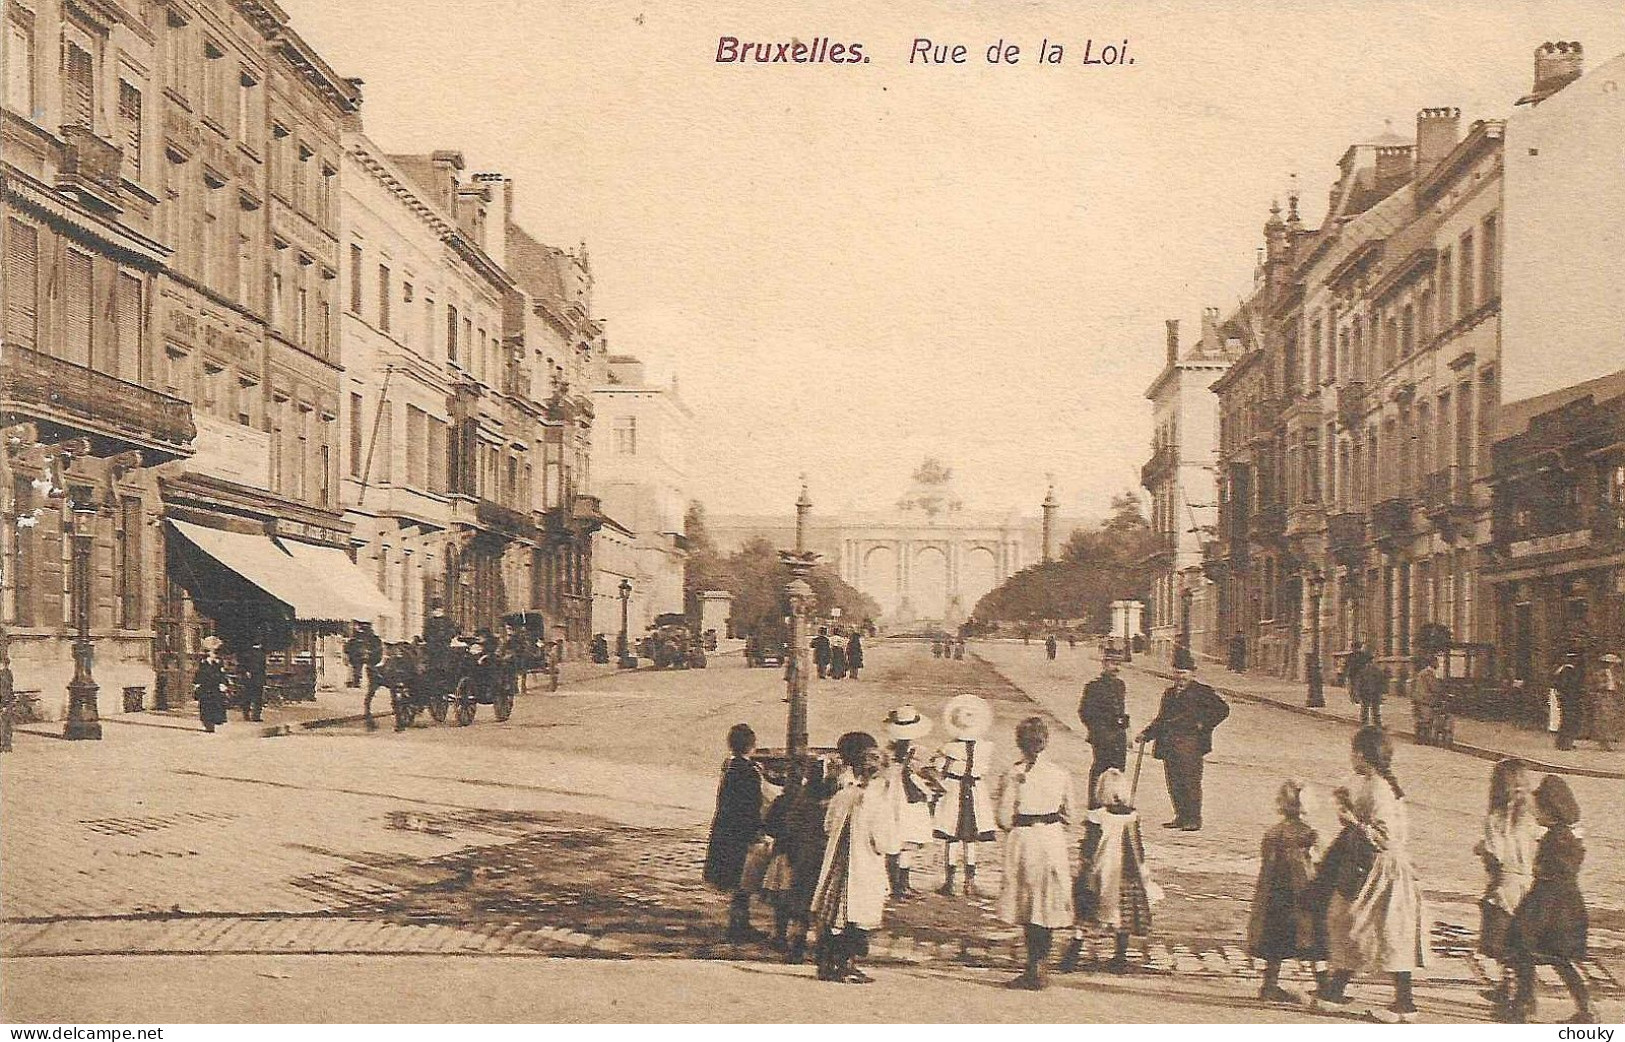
[1371, 496, 1414, 542]
[57, 124, 124, 206]
[472, 498, 540, 540]
[2, 345, 194, 456]
[1328, 511, 1367, 553]
[1337, 382, 1367, 428]
[1139, 446, 1178, 489]
[1423, 466, 1474, 514]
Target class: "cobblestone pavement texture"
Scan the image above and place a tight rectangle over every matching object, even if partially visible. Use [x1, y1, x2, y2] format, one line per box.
[2, 642, 1620, 1023]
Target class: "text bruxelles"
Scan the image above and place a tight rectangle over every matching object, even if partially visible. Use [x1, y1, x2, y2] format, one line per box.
[715, 37, 869, 64]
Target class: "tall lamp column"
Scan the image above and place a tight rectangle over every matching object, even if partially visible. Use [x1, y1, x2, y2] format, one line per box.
[64, 491, 102, 740]
[617, 578, 635, 669]
[1306, 567, 1326, 708]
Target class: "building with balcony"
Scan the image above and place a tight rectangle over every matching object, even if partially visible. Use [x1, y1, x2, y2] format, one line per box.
[1141, 314, 1234, 660]
[589, 354, 691, 640]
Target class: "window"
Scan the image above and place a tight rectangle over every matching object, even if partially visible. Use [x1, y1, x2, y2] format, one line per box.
[114, 496, 143, 628]
[295, 405, 311, 500]
[200, 362, 222, 415]
[1400, 303, 1414, 358]
[202, 38, 226, 124]
[428, 418, 448, 494]
[165, 13, 189, 99]
[63, 250, 93, 367]
[1481, 214, 1499, 303]
[446, 305, 459, 363]
[377, 264, 391, 331]
[1418, 286, 1434, 346]
[1458, 231, 1475, 319]
[614, 416, 637, 456]
[348, 393, 364, 478]
[5, 12, 36, 119]
[10, 476, 34, 625]
[237, 377, 255, 426]
[348, 243, 363, 312]
[1437, 248, 1453, 332]
[406, 406, 427, 487]
[374, 407, 393, 482]
[236, 226, 254, 307]
[1308, 316, 1322, 388]
[270, 268, 283, 328]
[5, 218, 39, 350]
[200, 181, 220, 289]
[115, 273, 142, 384]
[63, 40, 94, 130]
[1382, 315, 1398, 371]
[236, 70, 255, 145]
[118, 80, 142, 180]
[317, 164, 334, 225]
[295, 284, 308, 345]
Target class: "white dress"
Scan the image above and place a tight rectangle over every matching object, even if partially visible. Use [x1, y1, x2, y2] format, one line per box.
[995, 756, 1078, 928]
[885, 747, 937, 848]
[1326, 774, 1428, 973]
[810, 778, 897, 932]
[932, 738, 997, 842]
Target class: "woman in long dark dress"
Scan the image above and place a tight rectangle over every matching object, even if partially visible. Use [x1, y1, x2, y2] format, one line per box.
[1504, 776, 1595, 1024]
[194, 646, 230, 733]
[703, 723, 767, 942]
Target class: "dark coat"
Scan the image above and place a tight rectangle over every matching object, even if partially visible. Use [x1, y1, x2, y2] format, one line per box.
[194, 658, 230, 726]
[1079, 674, 1129, 750]
[774, 785, 831, 916]
[702, 756, 764, 891]
[847, 634, 864, 670]
[1143, 681, 1229, 760]
[1173, 644, 1196, 671]
[1509, 824, 1588, 961]
[812, 634, 831, 667]
[1247, 818, 1324, 960]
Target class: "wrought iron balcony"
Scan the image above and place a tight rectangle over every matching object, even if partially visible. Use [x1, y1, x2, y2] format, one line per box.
[1423, 466, 1474, 514]
[1337, 382, 1367, 428]
[57, 125, 124, 209]
[2, 346, 194, 458]
[1371, 496, 1414, 543]
[1139, 446, 1178, 489]
[467, 497, 540, 541]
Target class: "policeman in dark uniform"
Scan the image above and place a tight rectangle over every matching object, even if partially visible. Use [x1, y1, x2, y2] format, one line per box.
[1078, 658, 1130, 805]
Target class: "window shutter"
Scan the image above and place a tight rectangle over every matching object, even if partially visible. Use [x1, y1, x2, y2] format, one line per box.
[39, 505, 65, 629]
[64, 43, 93, 129]
[115, 273, 143, 383]
[118, 81, 142, 180]
[63, 251, 93, 366]
[5, 218, 38, 349]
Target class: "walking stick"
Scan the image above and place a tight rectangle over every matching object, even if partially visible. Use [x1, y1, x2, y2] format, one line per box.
[1128, 737, 1148, 805]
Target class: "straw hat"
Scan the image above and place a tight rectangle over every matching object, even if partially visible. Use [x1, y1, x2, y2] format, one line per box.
[200, 635, 223, 652]
[942, 693, 993, 742]
[885, 704, 933, 741]
[1602, 653, 1622, 665]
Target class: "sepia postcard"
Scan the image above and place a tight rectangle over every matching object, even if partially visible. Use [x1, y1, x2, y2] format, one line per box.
[2, 0, 1623, 1031]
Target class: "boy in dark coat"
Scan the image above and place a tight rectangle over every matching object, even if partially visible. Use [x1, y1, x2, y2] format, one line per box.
[1504, 775, 1594, 1024]
[703, 723, 768, 942]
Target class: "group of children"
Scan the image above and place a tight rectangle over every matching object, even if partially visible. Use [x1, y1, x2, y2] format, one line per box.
[703, 708, 1596, 1021]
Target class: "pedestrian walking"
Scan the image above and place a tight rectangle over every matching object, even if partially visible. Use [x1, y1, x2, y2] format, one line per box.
[813, 627, 831, 680]
[932, 639, 944, 659]
[1588, 652, 1622, 751]
[1344, 641, 1382, 728]
[810, 731, 896, 984]
[954, 639, 966, 660]
[1313, 727, 1427, 1023]
[996, 717, 1078, 990]
[1064, 767, 1156, 973]
[343, 622, 380, 689]
[1503, 775, 1595, 1023]
[1228, 631, 1247, 672]
[238, 635, 266, 723]
[1172, 637, 1196, 672]
[847, 630, 864, 680]
[1045, 634, 1058, 661]
[1552, 645, 1585, 751]
[1078, 658, 1130, 805]
[1138, 666, 1229, 831]
[1474, 758, 1539, 1008]
[882, 705, 941, 899]
[829, 631, 849, 680]
[1411, 653, 1450, 746]
[702, 723, 772, 943]
[931, 694, 997, 895]
[1247, 779, 1324, 1002]
[194, 640, 230, 733]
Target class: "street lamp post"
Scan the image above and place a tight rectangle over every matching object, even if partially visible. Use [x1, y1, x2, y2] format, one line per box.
[617, 578, 635, 668]
[63, 494, 102, 740]
[780, 552, 818, 760]
[1122, 603, 1134, 664]
[1306, 567, 1326, 708]
[1180, 585, 1194, 648]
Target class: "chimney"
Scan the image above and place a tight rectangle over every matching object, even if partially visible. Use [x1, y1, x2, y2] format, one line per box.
[1521, 41, 1584, 106]
[1414, 107, 1460, 177]
[1374, 145, 1414, 193]
[1201, 306, 1220, 349]
[1165, 319, 1180, 364]
[430, 150, 464, 214]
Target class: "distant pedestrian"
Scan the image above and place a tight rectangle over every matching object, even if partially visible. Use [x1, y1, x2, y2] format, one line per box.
[1228, 631, 1247, 672]
[1067, 632, 1077, 650]
[1078, 658, 1130, 805]
[813, 627, 831, 679]
[882, 705, 941, 899]
[996, 717, 1078, 990]
[1588, 652, 1622, 752]
[1411, 653, 1449, 746]
[1503, 776, 1594, 1023]
[1313, 727, 1426, 1023]
[1045, 634, 1058, 661]
[194, 642, 230, 733]
[238, 636, 266, 723]
[1247, 779, 1323, 1002]
[703, 723, 771, 943]
[1138, 666, 1229, 831]
[1345, 641, 1381, 728]
[953, 639, 965, 660]
[1474, 758, 1538, 1008]
[344, 622, 381, 689]
[1172, 637, 1196, 672]
[931, 639, 943, 659]
[932, 694, 997, 896]
[1065, 768, 1156, 973]
[1552, 646, 1585, 751]
[848, 631, 864, 680]
[810, 731, 895, 984]
[829, 632, 849, 680]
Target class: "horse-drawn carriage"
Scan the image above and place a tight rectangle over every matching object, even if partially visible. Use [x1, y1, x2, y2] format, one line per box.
[373, 639, 517, 731]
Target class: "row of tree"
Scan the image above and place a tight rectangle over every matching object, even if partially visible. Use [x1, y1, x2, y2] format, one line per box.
[971, 492, 1161, 631]
[683, 503, 879, 635]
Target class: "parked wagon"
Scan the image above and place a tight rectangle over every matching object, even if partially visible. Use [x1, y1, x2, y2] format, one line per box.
[373, 638, 518, 732]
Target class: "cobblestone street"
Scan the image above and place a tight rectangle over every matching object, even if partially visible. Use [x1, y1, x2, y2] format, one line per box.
[3, 644, 1621, 1022]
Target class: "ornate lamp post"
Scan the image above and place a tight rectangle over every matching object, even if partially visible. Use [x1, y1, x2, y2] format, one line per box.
[617, 578, 635, 668]
[780, 550, 819, 760]
[1121, 602, 1134, 663]
[63, 490, 103, 740]
[1306, 567, 1326, 708]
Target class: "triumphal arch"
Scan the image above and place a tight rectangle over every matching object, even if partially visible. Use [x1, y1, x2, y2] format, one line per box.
[835, 512, 1026, 627]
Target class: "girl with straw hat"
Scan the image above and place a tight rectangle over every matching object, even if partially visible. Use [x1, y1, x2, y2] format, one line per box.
[883, 705, 944, 898]
[931, 694, 996, 896]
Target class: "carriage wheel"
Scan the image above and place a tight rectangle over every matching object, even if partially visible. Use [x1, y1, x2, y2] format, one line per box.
[493, 681, 514, 723]
[453, 678, 477, 727]
[427, 686, 449, 724]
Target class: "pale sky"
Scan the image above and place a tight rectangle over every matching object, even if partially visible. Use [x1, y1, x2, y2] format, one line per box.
[280, 0, 1625, 520]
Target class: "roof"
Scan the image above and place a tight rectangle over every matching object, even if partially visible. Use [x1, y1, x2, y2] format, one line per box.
[1497, 368, 1625, 442]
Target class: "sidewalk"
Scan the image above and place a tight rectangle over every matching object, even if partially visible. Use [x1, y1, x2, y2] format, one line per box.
[1143, 655, 1625, 780]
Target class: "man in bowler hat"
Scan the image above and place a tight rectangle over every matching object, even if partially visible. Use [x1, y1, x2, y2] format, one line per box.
[1078, 658, 1130, 806]
[1138, 665, 1229, 831]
